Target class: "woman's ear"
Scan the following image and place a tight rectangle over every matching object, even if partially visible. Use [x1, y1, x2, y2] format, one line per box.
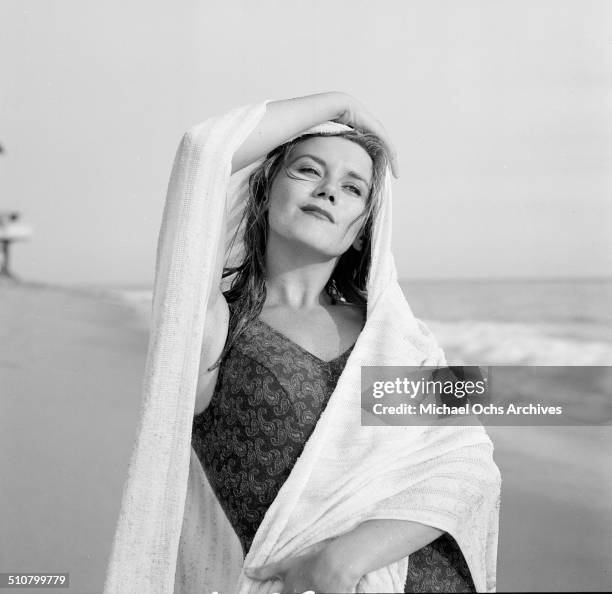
[352, 232, 364, 252]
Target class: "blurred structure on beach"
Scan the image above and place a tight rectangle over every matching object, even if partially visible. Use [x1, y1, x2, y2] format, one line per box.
[0, 210, 33, 280]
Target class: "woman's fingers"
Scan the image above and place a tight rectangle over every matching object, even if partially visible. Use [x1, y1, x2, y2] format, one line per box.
[244, 565, 281, 582]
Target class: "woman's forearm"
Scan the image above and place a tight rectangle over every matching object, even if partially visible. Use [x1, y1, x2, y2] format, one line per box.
[230, 92, 348, 174]
[322, 519, 445, 584]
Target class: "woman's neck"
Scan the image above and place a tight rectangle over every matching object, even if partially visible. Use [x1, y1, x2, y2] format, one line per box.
[264, 238, 339, 311]
[262, 279, 336, 312]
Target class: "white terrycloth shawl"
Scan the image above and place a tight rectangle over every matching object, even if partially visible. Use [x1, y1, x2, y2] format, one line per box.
[104, 99, 501, 594]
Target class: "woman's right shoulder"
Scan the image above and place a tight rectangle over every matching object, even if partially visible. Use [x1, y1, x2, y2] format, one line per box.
[208, 292, 230, 332]
[194, 294, 230, 416]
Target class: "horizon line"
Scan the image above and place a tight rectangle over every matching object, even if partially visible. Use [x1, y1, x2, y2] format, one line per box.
[398, 275, 612, 283]
[71, 275, 612, 290]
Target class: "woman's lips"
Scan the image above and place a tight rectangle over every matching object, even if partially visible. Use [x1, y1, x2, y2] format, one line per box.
[301, 207, 334, 222]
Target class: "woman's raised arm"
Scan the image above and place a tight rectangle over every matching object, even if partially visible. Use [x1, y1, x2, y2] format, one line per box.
[230, 92, 345, 174]
[230, 92, 399, 177]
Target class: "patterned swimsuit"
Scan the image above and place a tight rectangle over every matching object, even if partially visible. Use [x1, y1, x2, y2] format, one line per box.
[191, 311, 475, 592]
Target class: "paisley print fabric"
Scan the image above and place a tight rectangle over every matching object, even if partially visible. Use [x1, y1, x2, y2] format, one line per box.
[404, 532, 476, 592]
[191, 312, 475, 592]
[192, 314, 354, 556]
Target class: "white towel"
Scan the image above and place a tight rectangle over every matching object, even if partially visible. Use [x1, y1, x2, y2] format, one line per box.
[103, 99, 501, 594]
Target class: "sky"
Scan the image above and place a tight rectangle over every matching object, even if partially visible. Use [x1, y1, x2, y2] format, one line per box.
[1, 0, 610, 286]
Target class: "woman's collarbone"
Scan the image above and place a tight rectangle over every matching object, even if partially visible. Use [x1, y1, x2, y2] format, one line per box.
[259, 303, 363, 357]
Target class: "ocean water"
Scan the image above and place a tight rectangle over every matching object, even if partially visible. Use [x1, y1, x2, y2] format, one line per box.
[104, 278, 612, 366]
[400, 278, 612, 366]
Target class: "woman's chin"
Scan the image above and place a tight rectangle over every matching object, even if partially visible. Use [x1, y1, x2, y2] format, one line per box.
[268, 225, 344, 259]
[285, 238, 339, 261]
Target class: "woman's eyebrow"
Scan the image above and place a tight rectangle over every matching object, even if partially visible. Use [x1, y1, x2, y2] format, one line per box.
[292, 153, 370, 186]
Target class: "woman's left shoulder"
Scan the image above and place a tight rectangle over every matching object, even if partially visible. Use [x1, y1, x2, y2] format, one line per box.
[338, 301, 367, 324]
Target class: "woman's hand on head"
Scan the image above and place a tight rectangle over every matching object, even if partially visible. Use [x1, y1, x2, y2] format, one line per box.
[243, 537, 361, 593]
[332, 92, 400, 179]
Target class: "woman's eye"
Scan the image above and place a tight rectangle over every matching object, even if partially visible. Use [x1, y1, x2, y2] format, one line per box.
[345, 185, 362, 196]
[299, 167, 319, 175]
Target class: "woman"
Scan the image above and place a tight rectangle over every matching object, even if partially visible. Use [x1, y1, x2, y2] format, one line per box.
[191, 92, 480, 593]
[104, 92, 500, 594]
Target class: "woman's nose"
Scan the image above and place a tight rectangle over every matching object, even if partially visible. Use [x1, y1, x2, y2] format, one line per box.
[315, 180, 337, 202]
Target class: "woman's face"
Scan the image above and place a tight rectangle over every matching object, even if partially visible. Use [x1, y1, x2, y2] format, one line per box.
[266, 136, 373, 258]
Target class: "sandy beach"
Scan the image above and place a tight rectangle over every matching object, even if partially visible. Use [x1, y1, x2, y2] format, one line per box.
[1, 279, 610, 592]
[1, 280, 149, 593]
